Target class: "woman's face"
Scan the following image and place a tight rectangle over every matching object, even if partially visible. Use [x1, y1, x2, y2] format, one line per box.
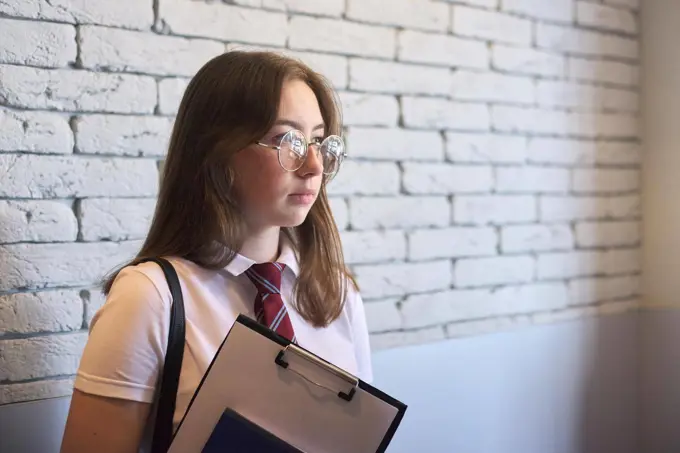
[231, 78, 325, 231]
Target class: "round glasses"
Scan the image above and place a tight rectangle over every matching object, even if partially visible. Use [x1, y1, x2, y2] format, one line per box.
[256, 129, 346, 176]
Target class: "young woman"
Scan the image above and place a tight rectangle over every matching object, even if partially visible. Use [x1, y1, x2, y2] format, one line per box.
[60, 51, 372, 453]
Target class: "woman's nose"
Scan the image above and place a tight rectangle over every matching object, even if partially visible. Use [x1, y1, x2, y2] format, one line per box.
[298, 144, 323, 177]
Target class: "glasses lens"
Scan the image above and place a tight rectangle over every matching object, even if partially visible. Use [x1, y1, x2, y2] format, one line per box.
[321, 135, 344, 175]
[279, 130, 307, 171]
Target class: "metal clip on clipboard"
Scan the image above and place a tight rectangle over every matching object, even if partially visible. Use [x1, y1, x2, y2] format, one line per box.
[275, 344, 359, 402]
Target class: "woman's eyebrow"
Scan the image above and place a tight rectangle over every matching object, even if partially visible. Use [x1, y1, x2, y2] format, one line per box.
[274, 119, 325, 132]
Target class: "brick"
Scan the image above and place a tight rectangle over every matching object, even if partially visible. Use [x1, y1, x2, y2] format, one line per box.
[82, 288, 105, 328]
[403, 163, 493, 194]
[603, 88, 639, 112]
[536, 81, 600, 110]
[569, 275, 640, 306]
[0, 18, 75, 68]
[364, 299, 403, 332]
[575, 220, 640, 247]
[536, 81, 639, 113]
[496, 167, 570, 193]
[0, 200, 77, 243]
[537, 248, 640, 279]
[349, 59, 450, 96]
[568, 57, 639, 87]
[0, 378, 75, 405]
[398, 30, 489, 69]
[528, 139, 641, 166]
[538, 250, 599, 279]
[605, 248, 640, 275]
[158, 78, 190, 116]
[536, 24, 639, 59]
[159, 0, 287, 46]
[592, 113, 638, 139]
[454, 255, 534, 287]
[446, 316, 526, 338]
[370, 326, 445, 351]
[0, 333, 87, 381]
[0, 155, 158, 198]
[408, 227, 497, 260]
[0, 241, 141, 291]
[573, 169, 639, 194]
[338, 92, 399, 127]
[0, 0, 153, 29]
[289, 16, 396, 59]
[492, 282, 569, 314]
[347, 0, 449, 32]
[501, 0, 573, 22]
[341, 230, 406, 264]
[346, 127, 444, 161]
[452, 6, 532, 45]
[0, 109, 73, 154]
[603, 0, 639, 10]
[79, 26, 224, 77]
[78, 198, 156, 242]
[492, 106, 573, 135]
[329, 198, 348, 230]
[278, 50, 348, 89]
[354, 260, 452, 298]
[328, 161, 400, 196]
[451, 70, 535, 104]
[401, 289, 487, 328]
[0, 65, 156, 114]
[454, 195, 537, 224]
[492, 106, 639, 139]
[492, 45, 565, 77]
[441, 0, 498, 7]
[74, 115, 173, 157]
[577, 2, 637, 34]
[540, 195, 640, 222]
[262, 0, 345, 16]
[446, 133, 527, 164]
[230, 0, 262, 6]
[0, 290, 83, 334]
[404, 282, 567, 328]
[402, 97, 490, 131]
[532, 298, 639, 324]
[595, 140, 643, 165]
[502, 224, 574, 252]
[350, 196, 450, 230]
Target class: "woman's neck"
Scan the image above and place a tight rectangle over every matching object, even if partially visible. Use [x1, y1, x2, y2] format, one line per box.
[239, 226, 281, 263]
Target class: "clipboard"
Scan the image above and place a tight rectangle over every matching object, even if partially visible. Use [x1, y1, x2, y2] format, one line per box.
[167, 314, 407, 453]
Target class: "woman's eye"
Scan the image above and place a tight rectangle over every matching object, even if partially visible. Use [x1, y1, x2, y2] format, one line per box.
[266, 133, 285, 144]
[311, 137, 324, 145]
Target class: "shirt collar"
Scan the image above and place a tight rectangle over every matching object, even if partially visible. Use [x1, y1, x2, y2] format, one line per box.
[224, 233, 300, 277]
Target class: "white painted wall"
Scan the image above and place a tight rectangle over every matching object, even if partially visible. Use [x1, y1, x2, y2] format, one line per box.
[0, 6, 642, 450]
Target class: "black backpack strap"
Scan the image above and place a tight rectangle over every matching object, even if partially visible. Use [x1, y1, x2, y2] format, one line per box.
[137, 258, 186, 453]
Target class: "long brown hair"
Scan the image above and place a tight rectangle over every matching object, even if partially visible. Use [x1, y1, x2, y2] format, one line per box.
[103, 51, 353, 327]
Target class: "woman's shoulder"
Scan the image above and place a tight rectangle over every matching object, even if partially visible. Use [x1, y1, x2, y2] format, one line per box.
[100, 257, 198, 319]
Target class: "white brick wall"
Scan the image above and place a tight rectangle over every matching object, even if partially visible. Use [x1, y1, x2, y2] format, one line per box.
[0, 0, 642, 403]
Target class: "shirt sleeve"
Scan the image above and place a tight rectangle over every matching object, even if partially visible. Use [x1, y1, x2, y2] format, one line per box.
[347, 285, 374, 384]
[73, 265, 170, 403]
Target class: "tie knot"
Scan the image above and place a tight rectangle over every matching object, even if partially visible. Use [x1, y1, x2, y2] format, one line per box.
[245, 262, 285, 295]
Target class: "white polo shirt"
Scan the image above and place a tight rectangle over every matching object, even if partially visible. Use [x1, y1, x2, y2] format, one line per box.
[73, 235, 373, 438]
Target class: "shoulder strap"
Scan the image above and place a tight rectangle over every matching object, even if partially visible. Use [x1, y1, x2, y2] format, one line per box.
[137, 258, 186, 453]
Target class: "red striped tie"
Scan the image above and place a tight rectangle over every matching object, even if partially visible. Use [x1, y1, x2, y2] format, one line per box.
[245, 262, 296, 343]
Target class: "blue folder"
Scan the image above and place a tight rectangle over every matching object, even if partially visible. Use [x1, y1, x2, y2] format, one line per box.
[202, 408, 303, 453]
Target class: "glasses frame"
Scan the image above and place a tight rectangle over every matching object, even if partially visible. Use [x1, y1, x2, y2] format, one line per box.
[255, 129, 347, 177]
